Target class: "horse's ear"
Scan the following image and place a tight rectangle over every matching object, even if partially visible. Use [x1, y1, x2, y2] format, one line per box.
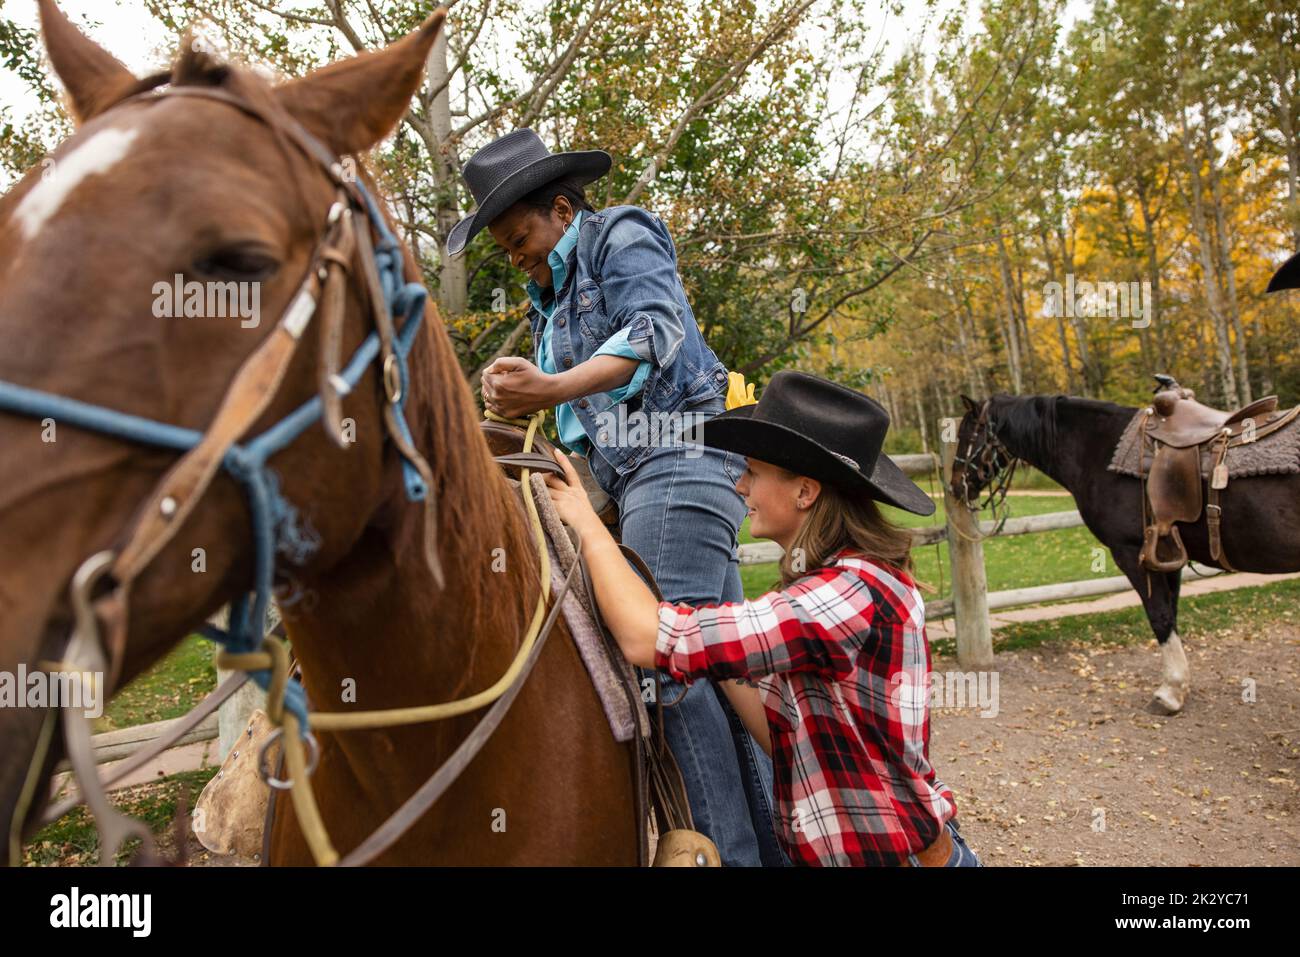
[275, 8, 448, 157]
[38, 0, 139, 125]
[959, 394, 979, 413]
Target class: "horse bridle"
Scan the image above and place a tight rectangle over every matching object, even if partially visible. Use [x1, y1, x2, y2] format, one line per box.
[1, 79, 572, 866]
[952, 399, 1019, 526]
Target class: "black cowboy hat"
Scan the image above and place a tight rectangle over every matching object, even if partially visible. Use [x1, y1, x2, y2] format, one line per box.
[1267, 250, 1300, 292]
[447, 128, 611, 258]
[690, 371, 936, 516]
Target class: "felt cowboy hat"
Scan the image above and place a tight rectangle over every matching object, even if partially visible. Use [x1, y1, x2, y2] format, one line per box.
[1267, 250, 1300, 292]
[691, 371, 936, 516]
[447, 128, 611, 258]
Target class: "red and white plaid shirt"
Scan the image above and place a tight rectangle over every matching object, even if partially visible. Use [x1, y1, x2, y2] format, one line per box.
[655, 548, 956, 866]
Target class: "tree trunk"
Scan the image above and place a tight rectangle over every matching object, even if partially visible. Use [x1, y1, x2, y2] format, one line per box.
[950, 290, 982, 398]
[913, 386, 929, 454]
[951, 271, 990, 397]
[1178, 106, 1238, 406]
[1275, 54, 1300, 249]
[1202, 109, 1250, 402]
[996, 229, 1023, 393]
[1038, 228, 1077, 394]
[1114, 186, 1153, 376]
[1133, 177, 1168, 373]
[1055, 224, 1094, 396]
[426, 26, 467, 317]
[1012, 238, 1036, 389]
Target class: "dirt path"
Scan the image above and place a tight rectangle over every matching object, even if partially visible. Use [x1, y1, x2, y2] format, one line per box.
[931, 623, 1300, 866]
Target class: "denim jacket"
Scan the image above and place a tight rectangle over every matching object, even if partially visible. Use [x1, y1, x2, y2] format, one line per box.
[526, 204, 729, 475]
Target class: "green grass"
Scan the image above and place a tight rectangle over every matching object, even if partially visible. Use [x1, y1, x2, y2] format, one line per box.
[23, 766, 219, 866]
[928, 576, 1300, 659]
[739, 481, 1092, 601]
[1003, 464, 1067, 491]
[94, 635, 216, 734]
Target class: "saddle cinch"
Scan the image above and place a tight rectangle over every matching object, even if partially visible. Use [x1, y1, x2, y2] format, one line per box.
[1132, 375, 1300, 573]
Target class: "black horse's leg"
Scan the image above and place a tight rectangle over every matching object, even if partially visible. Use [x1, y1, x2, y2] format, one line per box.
[1110, 543, 1188, 715]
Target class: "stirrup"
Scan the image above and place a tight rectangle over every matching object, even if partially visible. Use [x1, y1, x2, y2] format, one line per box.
[1139, 525, 1188, 573]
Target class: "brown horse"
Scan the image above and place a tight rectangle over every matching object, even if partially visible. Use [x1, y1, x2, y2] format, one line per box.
[1, 1, 638, 864]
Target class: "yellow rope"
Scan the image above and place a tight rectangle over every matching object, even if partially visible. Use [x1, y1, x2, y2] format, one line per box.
[241, 409, 554, 864]
[281, 711, 338, 866]
[8, 707, 57, 867]
[309, 409, 551, 730]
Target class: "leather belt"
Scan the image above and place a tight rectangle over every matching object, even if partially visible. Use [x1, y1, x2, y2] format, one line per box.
[904, 822, 953, 867]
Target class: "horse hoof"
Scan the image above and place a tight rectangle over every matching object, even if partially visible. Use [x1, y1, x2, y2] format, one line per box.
[1146, 689, 1184, 715]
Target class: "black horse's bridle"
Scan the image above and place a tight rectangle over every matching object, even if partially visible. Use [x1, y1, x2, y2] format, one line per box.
[953, 399, 1019, 521]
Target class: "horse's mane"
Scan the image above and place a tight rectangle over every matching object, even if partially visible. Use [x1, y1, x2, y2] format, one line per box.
[993, 392, 1137, 465]
[991, 393, 1061, 464]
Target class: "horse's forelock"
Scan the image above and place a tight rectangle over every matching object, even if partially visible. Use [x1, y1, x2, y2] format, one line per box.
[171, 40, 232, 89]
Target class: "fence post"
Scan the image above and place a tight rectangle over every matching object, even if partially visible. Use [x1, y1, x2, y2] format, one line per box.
[941, 440, 994, 670]
[210, 604, 268, 762]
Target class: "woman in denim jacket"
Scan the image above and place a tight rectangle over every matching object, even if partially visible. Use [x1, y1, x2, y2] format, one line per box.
[450, 128, 786, 865]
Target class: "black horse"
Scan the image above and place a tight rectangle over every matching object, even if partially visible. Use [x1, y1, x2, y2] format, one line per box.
[949, 389, 1300, 714]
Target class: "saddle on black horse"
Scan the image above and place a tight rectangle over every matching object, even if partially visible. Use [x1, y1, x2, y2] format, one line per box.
[1108, 374, 1300, 573]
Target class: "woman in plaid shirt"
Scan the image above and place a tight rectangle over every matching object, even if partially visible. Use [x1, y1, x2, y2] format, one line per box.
[545, 371, 980, 867]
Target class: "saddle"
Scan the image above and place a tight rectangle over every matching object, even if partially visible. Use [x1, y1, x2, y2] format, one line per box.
[481, 419, 620, 531]
[478, 419, 713, 866]
[1134, 376, 1300, 572]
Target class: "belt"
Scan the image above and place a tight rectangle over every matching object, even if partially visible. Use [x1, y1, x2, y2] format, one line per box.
[904, 822, 954, 867]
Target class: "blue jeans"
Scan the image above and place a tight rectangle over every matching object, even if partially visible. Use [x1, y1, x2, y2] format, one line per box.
[907, 818, 981, 867]
[588, 401, 789, 867]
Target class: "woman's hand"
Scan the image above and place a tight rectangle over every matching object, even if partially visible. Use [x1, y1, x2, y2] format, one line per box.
[481, 356, 559, 418]
[544, 447, 660, 668]
[543, 448, 603, 534]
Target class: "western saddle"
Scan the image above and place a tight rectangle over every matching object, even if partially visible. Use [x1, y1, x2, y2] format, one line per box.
[1137, 374, 1299, 573]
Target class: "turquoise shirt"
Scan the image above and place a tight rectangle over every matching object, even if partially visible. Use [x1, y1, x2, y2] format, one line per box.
[528, 209, 650, 453]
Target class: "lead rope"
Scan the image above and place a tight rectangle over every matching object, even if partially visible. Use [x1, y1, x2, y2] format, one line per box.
[7, 709, 57, 866]
[949, 457, 1018, 545]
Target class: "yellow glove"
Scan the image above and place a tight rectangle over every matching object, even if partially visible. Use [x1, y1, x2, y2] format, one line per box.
[725, 371, 757, 410]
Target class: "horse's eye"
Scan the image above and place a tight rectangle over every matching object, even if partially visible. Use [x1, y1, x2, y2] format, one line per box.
[193, 248, 279, 281]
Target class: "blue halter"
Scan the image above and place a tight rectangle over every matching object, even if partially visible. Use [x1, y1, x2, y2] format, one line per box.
[0, 177, 428, 735]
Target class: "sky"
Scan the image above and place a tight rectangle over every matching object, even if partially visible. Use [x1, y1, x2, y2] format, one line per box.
[0, 0, 1093, 180]
[0, 0, 1003, 119]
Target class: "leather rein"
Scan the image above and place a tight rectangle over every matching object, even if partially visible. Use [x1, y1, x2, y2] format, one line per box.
[2, 80, 571, 866]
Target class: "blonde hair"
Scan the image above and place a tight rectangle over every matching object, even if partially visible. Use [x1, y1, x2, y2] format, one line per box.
[778, 478, 933, 593]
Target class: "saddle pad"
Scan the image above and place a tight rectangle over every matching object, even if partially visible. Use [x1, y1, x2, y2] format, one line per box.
[509, 473, 649, 743]
[1108, 409, 1300, 480]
